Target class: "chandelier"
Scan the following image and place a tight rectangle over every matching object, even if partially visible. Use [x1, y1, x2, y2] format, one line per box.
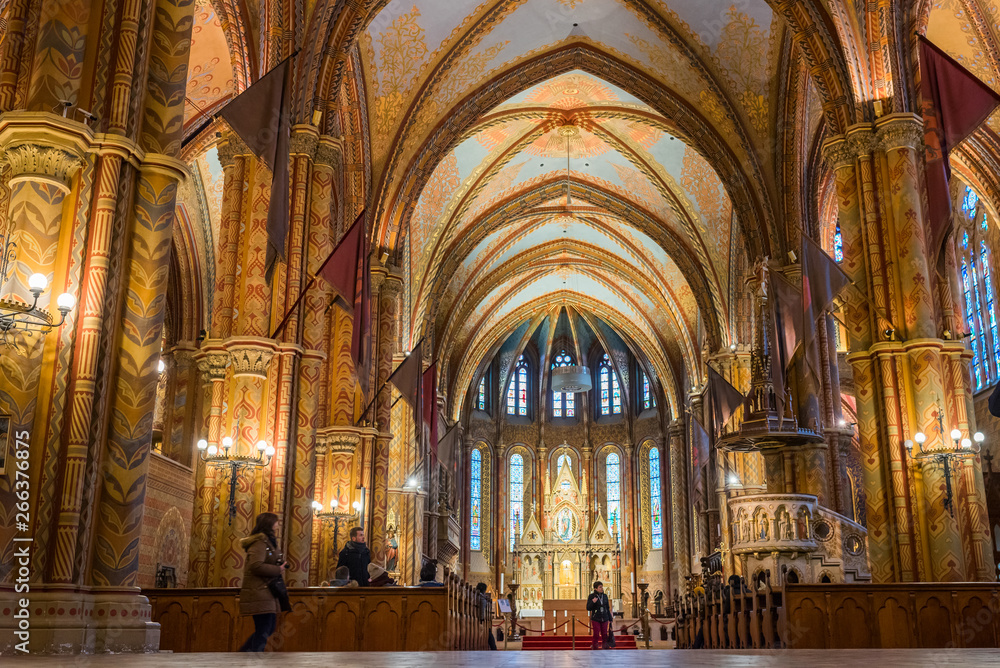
[0, 231, 77, 348]
[551, 365, 592, 392]
[197, 425, 275, 525]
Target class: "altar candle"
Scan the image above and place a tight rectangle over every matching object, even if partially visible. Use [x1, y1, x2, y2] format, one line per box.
[501, 573, 505, 591]
[631, 572, 635, 592]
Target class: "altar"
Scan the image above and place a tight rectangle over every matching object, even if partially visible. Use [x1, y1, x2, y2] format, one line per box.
[512, 456, 622, 611]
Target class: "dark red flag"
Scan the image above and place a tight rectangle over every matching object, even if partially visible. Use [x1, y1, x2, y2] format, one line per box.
[218, 56, 293, 280]
[919, 36, 1000, 267]
[423, 363, 438, 462]
[389, 342, 423, 412]
[707, 365, 745, 432]
[352, 218, 371, 395]
[802, 235, 849, 356]
[769, 268, 802, 419]
[317, 211, 365, 307]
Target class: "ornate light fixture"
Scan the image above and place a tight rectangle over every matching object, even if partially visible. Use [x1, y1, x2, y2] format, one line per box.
[905, 429, 985, 516]
[197, 425, 274, 525]
[312, 490, 357, 556]
[0, 232, 76, 348]
[551, 365, 592, 393]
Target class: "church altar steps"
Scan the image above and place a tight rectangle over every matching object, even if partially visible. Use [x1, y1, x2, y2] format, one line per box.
[521, 635, 638, 650]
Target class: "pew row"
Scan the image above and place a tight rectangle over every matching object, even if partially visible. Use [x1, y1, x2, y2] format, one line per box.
[674, 575, 1000, 649]
[144, 576, 491, 652]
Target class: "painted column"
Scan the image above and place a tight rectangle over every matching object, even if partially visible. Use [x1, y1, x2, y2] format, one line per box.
[668, 419, 690, 583]
[369, 270, 402, 563]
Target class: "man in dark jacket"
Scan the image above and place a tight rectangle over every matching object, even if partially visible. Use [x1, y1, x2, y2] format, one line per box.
[587, 581, 613, 650]
[337, 527, 371, 585]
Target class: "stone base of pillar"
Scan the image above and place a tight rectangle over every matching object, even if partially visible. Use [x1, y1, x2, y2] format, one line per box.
[0, 586, 159, 655]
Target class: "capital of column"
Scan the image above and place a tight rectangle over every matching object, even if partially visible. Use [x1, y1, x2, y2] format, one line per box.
[876, 113, 924, 153]
[315, 137, 342, 169]
[668, 418, 685, 439]
[1, 143, 83, 193]
[290, 124, 319, 159]
[227, 337, 279, 378]
[821, 136, 855, 171]
[318, 424, 377, 454]
[216, 133, 251, 168]
[196, 343, 230, 383]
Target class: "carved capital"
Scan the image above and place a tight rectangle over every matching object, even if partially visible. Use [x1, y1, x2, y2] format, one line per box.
[228, 341, 275, 379]
[197, 347, 229, 383]
[315, 140, 341, 169]
[2, 143, 83, 193]
[876, 114, 924, 152]
[668, 419, 686, 439]
[290, 126, 319, 159]
[821, 137, 855, 171]
[847, 129, 878, 157]
[216, 133, 250, 168]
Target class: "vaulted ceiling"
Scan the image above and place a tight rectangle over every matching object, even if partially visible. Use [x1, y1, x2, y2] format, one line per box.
[178, 0, 1000, 419]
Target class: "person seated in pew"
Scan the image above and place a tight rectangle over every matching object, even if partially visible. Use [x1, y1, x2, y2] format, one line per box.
[330, 565, 358, 588]
[367, 563, 397, 587]
[418, 560, 445, 587]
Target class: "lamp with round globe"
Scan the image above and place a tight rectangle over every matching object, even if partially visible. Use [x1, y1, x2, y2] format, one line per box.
[1, 234, 79, 349]
[904, 428, 979, 517]
[197, 426, 275, 525]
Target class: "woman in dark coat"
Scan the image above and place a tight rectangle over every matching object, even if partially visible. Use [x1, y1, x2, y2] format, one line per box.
[239, 512, 285, 652]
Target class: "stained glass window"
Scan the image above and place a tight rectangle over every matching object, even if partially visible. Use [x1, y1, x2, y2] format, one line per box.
[551, 350, 575, 417]
[477, 376, 486, 411]
[957, 185, 1000, 390]
[649, 448, 662, 549]
[507, 355, 529, 416]
[963, 186, 979, 218]
[641, 371, 653, 410]
[471, 449, 482, 550]
[606, 452, 621, 546]
[983, 241, 1000, 378]
[558, 453, 571, 472]
[510, 454, 524, 550]
[599, 354, 622, 415]
[833, 222, 843, 263]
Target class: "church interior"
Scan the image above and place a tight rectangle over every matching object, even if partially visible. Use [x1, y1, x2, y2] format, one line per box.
[4, 0, 1000, 659]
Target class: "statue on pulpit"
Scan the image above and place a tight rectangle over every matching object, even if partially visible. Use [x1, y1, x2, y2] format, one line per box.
[385, 525, 398, 572]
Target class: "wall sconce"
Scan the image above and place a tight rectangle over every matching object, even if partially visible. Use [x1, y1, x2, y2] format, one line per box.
[197, 426, 274, 525]
[904, 429, 984, 517]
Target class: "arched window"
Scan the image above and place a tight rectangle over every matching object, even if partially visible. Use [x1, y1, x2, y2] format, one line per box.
[833, 221, 843, 263]
[649, 448, 662, 549]
[471, 449, 482, 550]
[598, 354, 622, 415]
[510, 454, 524, 550]
[506, 355, 529, 416]
[606, 452, 621, 545]
[641, 370, 653, 410]
[557, 452, 571, 472]
[477, 376, 487, 411]
[551, 350, 575, 417]
[958, 185, 1000, 389]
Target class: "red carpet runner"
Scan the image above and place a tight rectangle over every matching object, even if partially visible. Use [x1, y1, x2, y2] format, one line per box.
[520, 634, 638, 651]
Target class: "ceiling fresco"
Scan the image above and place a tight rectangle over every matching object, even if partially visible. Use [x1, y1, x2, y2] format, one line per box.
[185, 0, 236, 128]
[388, 62, 746, 415]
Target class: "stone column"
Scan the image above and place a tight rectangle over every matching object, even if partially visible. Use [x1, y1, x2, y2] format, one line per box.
[369, 270, 402, 562]
[822, 115, 992, 582]
[189, 351, 228, 587]
[668, 420, 690, 583]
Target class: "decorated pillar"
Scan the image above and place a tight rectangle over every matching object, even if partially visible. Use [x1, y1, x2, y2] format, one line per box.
[369, 268, 402, 563]
[822, 114, 993, 582]
[668, 420, 690, 583]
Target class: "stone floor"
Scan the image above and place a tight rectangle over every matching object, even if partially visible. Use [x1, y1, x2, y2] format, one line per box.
[7, 650, 1000, 666]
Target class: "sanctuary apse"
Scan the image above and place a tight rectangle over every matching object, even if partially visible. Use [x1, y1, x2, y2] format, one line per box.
[3, 0, 1000, 656]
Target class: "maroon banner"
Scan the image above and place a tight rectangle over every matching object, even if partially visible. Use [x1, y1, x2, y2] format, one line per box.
[388, 342, 423, 412]
[919, 36, 1000, 267]
[423, 363, 438, 463]
[769, 268, 802, 420]
[707, 365, 745, 433]
[218, 57, 292, 279]
[318, 211, 365, 307]
[352, 217, 372, 395]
